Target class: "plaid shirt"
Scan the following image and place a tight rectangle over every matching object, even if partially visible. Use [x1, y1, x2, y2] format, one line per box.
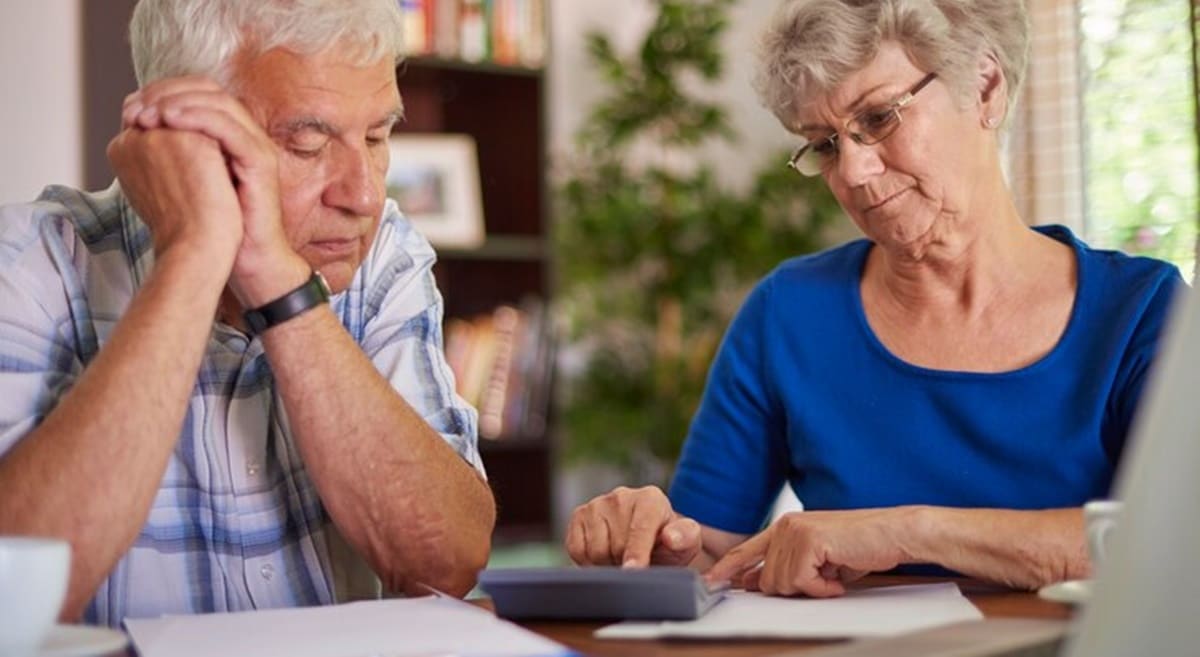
[0, 184, 483, 627]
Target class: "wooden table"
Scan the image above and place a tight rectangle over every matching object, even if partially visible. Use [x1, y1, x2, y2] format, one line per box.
[506, 576, 1074, 657]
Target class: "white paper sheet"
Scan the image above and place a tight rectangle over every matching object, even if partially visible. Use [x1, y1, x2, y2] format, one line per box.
[595, 583, 983, 640]
[124, 594, 569, 657]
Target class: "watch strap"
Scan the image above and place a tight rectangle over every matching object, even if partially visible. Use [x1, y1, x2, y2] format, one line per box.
[243, 271, 330, 334]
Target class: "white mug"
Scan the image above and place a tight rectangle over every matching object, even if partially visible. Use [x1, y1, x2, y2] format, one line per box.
[1084, 500, 1123, 571]
[0, 536, 71, 657]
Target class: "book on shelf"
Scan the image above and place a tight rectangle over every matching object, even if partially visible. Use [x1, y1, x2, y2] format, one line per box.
[517, 300, 553, 437]
[477, 305, 519, 438]
[397, 0, 545, 67]
[399, 0, 428, 54]
[445, 298, 554, 441]
[458, 0, 488, 63]
[433, 0, 460, 59]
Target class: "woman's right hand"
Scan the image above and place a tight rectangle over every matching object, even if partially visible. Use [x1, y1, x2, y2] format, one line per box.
[565, 485, 702, 568]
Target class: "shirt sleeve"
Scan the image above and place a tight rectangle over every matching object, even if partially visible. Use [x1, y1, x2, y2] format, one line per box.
[668, 275, 790, 534]
[347, 205, 484, 478]
[0, 207, 84, 456]
[1104, 266, 1188, 466]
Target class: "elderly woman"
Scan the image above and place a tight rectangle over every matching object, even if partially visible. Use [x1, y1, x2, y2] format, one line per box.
[565, 0, 1183, 596]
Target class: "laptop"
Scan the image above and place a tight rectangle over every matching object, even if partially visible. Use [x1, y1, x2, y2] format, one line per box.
[1061, 285, 1199, 655]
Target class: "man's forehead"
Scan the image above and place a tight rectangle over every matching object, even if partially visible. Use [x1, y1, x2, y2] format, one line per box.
[235, 47, 397, 97]
[233, 49, 402, 132]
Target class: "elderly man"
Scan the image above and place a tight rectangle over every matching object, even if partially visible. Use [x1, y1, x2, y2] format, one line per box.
[0, 0, 495, 626]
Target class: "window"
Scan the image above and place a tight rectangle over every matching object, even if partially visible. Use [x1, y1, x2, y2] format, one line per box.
[1078, 0, 1199, 280]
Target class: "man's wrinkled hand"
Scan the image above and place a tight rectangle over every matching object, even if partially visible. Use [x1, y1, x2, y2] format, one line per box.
[122, 77, 306, 306]
[107, 126, 242, 266]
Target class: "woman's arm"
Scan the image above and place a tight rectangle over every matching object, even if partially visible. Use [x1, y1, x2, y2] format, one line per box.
[907, 506, 1088, 587]
[706, 506, 1088, 597]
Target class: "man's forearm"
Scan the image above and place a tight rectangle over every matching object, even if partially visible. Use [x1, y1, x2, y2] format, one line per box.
[0, 251, 230, 619]
[262, 307, 495, 597]
[906, 506, 1089, 588]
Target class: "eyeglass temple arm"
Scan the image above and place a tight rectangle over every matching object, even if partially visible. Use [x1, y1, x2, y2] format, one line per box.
[898, 72, 938, 107]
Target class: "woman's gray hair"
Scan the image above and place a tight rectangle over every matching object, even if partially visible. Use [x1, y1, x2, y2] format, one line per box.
[754, 0, 1029, 128]
[129, 0, 405, 87]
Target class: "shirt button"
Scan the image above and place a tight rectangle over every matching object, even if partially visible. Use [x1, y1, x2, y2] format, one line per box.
[260, 563, 274, 580]
[246, 462, 259, 477]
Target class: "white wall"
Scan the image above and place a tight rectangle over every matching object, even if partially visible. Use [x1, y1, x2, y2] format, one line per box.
[0, 0, 82, 203]
[549, 0, 789, 191]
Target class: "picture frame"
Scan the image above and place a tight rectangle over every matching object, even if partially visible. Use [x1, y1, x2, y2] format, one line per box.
[385, 133, 485, 249]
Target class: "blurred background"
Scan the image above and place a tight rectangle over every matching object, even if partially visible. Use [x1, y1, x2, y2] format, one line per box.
[1, 0, 1196, 569]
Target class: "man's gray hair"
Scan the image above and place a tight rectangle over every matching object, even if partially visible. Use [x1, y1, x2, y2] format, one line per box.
[755, 0, 1029, 129]
[129, 0, 406, 87]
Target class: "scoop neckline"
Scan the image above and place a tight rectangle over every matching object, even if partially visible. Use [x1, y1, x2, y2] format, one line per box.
[848, 225, 1084, 380]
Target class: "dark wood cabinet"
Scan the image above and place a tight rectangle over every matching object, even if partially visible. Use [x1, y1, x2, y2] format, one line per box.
[396, 57, 554, 544]
[83, 0, 139, 191]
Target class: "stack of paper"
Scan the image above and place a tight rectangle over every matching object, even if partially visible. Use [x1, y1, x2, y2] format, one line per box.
[596, 583, 983, 640]
[125, 595, 569, 657]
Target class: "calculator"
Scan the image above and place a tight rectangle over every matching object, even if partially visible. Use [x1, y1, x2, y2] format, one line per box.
[479, 566, 728, 621]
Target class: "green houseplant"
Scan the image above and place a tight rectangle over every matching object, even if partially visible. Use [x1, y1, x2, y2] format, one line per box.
[555, 0, 844, 482]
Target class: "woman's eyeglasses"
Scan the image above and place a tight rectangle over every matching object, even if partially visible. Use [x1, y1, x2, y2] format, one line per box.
[787, 72, 938, 177]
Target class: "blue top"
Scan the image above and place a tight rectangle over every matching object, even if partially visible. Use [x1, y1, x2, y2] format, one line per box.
[669, 225, 1183, 535]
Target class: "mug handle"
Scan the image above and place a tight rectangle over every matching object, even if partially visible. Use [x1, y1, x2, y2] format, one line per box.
[1087, 517, 1118, 566]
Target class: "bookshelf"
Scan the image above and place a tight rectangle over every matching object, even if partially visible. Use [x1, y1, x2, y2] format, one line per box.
[83, 1, 557, 546]
[394, 55, 554, 544]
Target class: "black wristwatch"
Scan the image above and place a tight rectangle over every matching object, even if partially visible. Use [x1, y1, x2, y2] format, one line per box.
[243, 270, 331, 334]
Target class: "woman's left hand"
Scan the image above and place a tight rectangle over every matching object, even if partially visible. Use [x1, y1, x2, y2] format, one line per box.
[705, 507, 921, 597]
